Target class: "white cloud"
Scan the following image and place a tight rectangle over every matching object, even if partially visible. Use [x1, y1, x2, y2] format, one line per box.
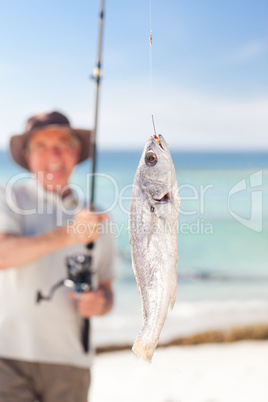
[0, 81, 267, 151]
[97, 83, 268, 150]
[229, 40, 268, 63]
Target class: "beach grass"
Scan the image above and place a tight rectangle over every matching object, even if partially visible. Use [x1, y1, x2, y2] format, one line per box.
[95, 322, 268, 354]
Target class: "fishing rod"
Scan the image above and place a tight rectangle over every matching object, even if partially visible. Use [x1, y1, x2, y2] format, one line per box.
[36, 0, 106, 354]
[90, 0, 105, 211]
[82, 0, 106, 353]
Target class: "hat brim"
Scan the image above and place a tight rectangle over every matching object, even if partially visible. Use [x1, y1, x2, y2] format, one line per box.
[10, 128, 92, 170]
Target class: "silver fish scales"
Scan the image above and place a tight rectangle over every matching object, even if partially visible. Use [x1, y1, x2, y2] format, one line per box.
[129, 134, 180, 362]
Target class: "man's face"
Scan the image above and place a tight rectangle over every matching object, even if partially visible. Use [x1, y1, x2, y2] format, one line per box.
[25, 128, 81, 191]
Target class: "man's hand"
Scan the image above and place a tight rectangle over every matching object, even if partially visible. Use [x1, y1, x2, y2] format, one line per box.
[70, 281, 113, 318]
[0, 211, 107, 269]
[67, 210, 107, 246]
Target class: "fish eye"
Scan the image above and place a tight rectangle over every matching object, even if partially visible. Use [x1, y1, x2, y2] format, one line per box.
[145, 151, 157, 166]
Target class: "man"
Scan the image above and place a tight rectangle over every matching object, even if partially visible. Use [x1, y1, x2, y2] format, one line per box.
[0, 111, 116, 401]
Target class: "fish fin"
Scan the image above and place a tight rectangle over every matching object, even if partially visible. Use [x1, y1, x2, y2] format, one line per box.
[146, 211, 158, 247]
[132, 332, 154, 363]
[131, 256, 147, 321]
[147, 231, 153, 247]
[170, 276, 177, 311]
[170, 289, 176, 311]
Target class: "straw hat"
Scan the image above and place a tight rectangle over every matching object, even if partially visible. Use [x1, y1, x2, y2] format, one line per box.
[10, 111, 92, 170]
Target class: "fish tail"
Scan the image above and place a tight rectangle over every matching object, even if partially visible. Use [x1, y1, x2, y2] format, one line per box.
[132, 332, 155, 363]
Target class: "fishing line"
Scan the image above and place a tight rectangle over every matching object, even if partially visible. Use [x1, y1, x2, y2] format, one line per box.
[149, 0, 157, 137]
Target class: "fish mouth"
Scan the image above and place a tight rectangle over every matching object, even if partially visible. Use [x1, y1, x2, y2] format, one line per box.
[152, 135, 169, 152]
[153, 135, 165, 150]
[153, 192, 171, 203]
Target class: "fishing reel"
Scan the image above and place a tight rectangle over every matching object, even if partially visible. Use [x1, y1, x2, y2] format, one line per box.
[36, 245, 95, 353]
[36, 252, 94, 303]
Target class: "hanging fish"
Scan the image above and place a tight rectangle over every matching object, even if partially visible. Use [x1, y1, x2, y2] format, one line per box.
[129, 134, 180, 362]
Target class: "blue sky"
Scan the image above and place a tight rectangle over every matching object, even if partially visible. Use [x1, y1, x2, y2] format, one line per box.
[0, 0, 267, 150]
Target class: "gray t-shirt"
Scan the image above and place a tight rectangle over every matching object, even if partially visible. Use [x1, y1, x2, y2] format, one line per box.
[0, 178, 116, 368]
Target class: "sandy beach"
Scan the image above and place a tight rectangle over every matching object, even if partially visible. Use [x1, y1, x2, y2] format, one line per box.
[90, 340, 268, 402]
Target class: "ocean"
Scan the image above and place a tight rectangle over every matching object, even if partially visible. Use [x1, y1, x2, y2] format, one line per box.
[1, 149, 268, 346]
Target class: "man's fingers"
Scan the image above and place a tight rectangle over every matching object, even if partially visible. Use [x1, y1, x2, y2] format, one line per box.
[67, 210, 109, 245]
[69, 292, 81, 300]
[74, 290, 107, 318]
[98, 213, 108, 222]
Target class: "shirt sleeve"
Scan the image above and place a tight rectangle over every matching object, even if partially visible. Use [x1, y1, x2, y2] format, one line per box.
[93, 218, 117, 285]
[0, 184, 22, 235]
